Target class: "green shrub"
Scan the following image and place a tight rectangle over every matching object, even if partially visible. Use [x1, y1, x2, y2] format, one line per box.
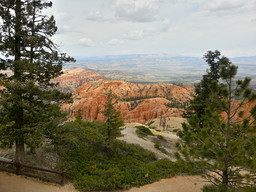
[154, 142, 167, 154]
[202, 185, 219, 192]
[55, 120, 194, 191]
[203, 185, 256, 192]
[241, 186, 256, 192]
[154, 142, 160, 149]
[136, 126, 154, 137]
[147, 120, 155, 126]
[157, 135, 166, 141]
[160, 148, 167, 154]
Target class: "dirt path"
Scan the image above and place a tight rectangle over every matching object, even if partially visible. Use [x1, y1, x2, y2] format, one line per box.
[0, 172, 207, 192]
[0, 172, 78, 192]
[125, 176, 206, 192]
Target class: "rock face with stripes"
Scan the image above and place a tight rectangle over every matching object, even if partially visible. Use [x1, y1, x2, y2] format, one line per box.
[52, 68, 106, 92]
[64, 79, 194, 123]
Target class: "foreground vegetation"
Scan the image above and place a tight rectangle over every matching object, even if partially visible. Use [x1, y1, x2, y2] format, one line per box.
[53, 120, 195, 191]
[0, 0, 74, 163]
[178, 51, 256, 191]
[202, 185, 256, 192]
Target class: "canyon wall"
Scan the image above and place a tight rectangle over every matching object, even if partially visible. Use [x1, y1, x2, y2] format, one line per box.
[66, 79, 194, 123]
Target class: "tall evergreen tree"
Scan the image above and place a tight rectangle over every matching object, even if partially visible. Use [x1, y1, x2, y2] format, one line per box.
[0, 0, 74, 162]
[184, 50, 230, 128]
[101, 91, 124, 145]
[177, 52, 256, 191]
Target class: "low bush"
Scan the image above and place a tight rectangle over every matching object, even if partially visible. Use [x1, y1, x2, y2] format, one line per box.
[154, 142, 167, 154]
[203, 185, 256, 192]
[154, 142, 160, 149]
[135, 126, 154, 137]
[157, 135, 166, 141]
[54, 120, 195, 191]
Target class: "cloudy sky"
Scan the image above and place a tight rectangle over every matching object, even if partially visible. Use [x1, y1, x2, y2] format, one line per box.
[49, 0, 256, 58]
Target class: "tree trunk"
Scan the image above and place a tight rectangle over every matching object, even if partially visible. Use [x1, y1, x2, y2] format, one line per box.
[13, 0, 24, 164]
[222, 165, 229, 191]
[15, 139, 25, 163]
[30, 147, 36, 154]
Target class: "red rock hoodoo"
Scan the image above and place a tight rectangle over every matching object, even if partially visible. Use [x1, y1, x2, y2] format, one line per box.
[68, 79, 194, 123]
[52, 68, 106, 92]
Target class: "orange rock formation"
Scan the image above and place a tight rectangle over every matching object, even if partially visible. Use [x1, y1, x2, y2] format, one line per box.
[52, 68, 106, 92]
[222, 100, 256, 121]
[67, 79, 194, 123]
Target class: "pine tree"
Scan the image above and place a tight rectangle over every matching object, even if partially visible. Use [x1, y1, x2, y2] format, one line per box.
[184, 50, 230, 128]
[0, 0, 74, 162]
[177, 52, 256, 190]
[101, 91, 124, 145]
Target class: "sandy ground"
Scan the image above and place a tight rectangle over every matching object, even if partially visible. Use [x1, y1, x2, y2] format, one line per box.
[0, 171, 207, 192]
[120, 119, 183, 160]
[0, 172, 78, 192]
[149, 117, 187, 131]
[120, 127, 171, 159]
[125, 176, 207, 192]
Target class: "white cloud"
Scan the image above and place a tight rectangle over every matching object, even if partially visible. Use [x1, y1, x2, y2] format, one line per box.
[127, 30, 144, 40]
[86, 11, 106, 22]
[53, 12, 75, 34]
[202, 0, 245, 12]
[114, 0, 160, 22]
[160, 18, 170, 32]
[162, 18, 169, 25]
[106, 38, 124, 45]
[49, 0, 256, 57]
[86, 10, 116, 22]
[78, 38, 94, 47]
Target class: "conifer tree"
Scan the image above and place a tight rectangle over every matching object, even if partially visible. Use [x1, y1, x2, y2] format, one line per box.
[101, 91, 124, 145]
[184, 50, 230, 128]
[0, 0, 74, 162]
[177, 52, 256, 191]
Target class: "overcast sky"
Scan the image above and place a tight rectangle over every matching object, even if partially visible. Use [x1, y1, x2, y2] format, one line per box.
[49, 0, 256, 58]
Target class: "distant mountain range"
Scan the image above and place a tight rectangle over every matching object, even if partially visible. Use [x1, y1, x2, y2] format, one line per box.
[65, 54, 256, 87]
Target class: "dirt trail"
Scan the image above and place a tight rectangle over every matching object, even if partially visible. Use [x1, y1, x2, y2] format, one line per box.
[125, 176, 206, 192]
[0, 172, 206, 192]
[0, 172, 77, 192]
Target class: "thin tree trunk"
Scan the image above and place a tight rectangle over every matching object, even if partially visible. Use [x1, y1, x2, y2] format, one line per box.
[222, 168, 229, 188]
[13, 0, 24, 164]
[30, 147, 36, 154]
[15, 139, 25, 163]
[222, 77, 232, 189]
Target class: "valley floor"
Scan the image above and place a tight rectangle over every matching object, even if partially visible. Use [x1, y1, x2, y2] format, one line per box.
[0, 171, 207, 192]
